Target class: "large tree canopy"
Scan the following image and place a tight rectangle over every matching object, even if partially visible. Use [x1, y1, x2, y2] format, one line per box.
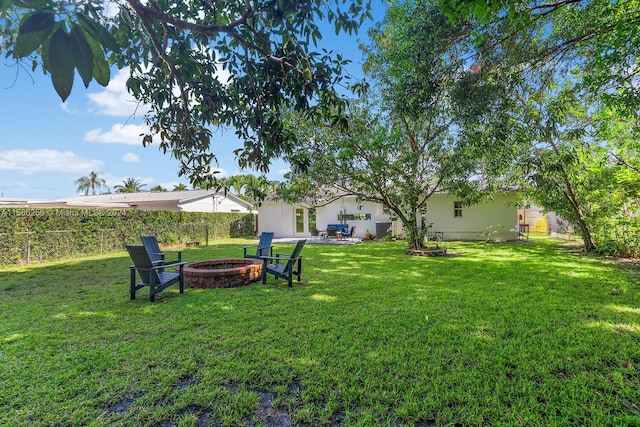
[438, 0, 640, 114]
[438, 0, 640, 255]
[0, 0, 371, 184]
[282, 1, 518, 250]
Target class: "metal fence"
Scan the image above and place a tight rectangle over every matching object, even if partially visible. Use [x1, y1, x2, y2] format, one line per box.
[0, 222, 212, 265]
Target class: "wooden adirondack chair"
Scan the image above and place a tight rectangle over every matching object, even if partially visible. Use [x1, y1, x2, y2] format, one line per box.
[243, 232, 274, 258]
[140, 236, 182, 268]
[127, 245, 186, 302]
[261, 239, 306, 287]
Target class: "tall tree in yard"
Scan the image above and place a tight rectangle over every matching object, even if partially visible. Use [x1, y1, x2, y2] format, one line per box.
[0, 0, 371, 185]
[436, 0, 640, 254]
[283, 1, 517, 250]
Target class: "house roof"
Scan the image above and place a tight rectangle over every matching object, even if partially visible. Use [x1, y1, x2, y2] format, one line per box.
[1, 190, 252, 210]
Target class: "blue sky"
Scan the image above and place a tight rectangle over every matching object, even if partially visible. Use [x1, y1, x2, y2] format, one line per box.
[0, 4, 385, 200]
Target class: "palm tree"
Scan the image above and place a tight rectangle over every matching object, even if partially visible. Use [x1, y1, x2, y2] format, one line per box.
[172, 183, 189, 191]
[75, 171, 108, 195]
[239, 174, 271, 204]
[149, 185, 167, 192]
[114, 178, 146, 193]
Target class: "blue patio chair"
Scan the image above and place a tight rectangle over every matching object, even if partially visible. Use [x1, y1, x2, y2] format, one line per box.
[127, 245, 186, 302]
[261, 239, 306, 287]
[243, 232, 274, 258]
[341, 226, 357, 239]
[140, 235, 182, 268]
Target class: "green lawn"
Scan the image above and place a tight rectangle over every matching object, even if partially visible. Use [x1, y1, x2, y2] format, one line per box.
[1, 238, 639, 426]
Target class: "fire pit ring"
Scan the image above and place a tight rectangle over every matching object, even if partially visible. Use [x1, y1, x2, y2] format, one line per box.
[184, 258, 263, 289]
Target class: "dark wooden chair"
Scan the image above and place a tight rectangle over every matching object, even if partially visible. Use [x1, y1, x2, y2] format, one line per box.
[261, 239, 306, 287]
[127, 245, 186, 302]
[243, 232, 274, 259]
[140, 236, 182, 268]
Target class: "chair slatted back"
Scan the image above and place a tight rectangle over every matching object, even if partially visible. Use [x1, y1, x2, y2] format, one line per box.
[127, 245, 160, 285]
[256, 232, 274, 257]
[140, 236, 163, 264]
[286, 240, 306, 265]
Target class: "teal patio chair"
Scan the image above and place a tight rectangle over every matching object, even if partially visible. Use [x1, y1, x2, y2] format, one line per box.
[243, 232, 274, 258]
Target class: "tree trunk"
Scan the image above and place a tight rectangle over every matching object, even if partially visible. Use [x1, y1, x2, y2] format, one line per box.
[547, 139, 596, 252]
[403, 208, 426, 249]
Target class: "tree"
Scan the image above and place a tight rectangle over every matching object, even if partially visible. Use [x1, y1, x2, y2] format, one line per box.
[114, 177, 146, 193]
[283, 2, 515, 250]
[436, 0, 640, 254]
[172, 183, 188, 191]
[1, 1, 372, 184]
[149, 185, 166, 192]
[438, 0, 640, 115]
[74, 171, 108, 195]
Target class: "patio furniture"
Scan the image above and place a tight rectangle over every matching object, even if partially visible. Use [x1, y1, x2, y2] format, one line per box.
[326, 227, 338, 238]
[327, 224, 349, 233]
[341, 226, 357, 239]
[261, 239, 306, 287]
[140, 235, 182, 268]
[243, 232, 274, 258]
[127, 245, 186, 302]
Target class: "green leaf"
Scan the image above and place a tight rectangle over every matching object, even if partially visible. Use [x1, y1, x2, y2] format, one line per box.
[0, 0, 14, 12]
[14, 12, 55, 58]
[69, 24, 94, 88]
[76, 13, 120, 53]
[48, 28, 74, 101]
[84, 32, 110, 86]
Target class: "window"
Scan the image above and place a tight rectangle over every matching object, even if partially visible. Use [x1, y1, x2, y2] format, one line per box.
[454, 201, 463, 217]
[295, 208, 305, 233]
[337, 213, 372, 221]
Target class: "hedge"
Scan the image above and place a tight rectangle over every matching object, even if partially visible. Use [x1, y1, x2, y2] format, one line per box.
[0, 208, 254, 264]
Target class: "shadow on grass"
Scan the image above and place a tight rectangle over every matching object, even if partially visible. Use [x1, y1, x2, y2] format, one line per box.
[1, 237, 639, 426]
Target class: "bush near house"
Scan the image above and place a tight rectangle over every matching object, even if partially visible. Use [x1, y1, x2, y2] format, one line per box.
[0, 208, 254, 264]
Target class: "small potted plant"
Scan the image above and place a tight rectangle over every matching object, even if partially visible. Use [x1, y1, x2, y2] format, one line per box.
[364, 229, 373, 240]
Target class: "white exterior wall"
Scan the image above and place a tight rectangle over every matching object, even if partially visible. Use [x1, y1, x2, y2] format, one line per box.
[316, 198, 394, 239]
[257, 201, 298, 237]
[132, 201, 180, 211]
[258, 197, 399, 239]
[426, 192, 518, 240]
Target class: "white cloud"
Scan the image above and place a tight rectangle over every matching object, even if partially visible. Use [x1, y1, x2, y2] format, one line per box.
[87, 68, 149, 117]
[84, 123, 149, 145]
[211, 168, 229, 178]
[123, 153, 140, 163]
[0, 149, 103, 174]
[60, 101, 79, 114]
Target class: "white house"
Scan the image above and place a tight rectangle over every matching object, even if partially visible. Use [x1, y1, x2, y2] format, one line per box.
[0, 190, 253, 213]
[258, 191, 519, 241]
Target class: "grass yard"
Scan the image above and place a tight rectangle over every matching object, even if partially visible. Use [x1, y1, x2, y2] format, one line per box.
[1, 238, 639, 426]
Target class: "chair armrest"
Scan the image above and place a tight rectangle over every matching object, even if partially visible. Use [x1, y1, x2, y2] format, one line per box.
[274, 252, 292, 258]
[131, 262, 188, 272]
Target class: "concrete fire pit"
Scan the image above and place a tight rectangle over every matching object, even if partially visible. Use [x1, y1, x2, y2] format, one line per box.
[184, 258, 263, 288]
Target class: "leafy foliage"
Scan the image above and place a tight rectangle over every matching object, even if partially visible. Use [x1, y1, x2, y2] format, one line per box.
[1, 0, 372, 183]
[282, 1, 518, 250]
[0, 208, 254, 264]
[74, 171, 109, 196]
[435, 0, 640, 255]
